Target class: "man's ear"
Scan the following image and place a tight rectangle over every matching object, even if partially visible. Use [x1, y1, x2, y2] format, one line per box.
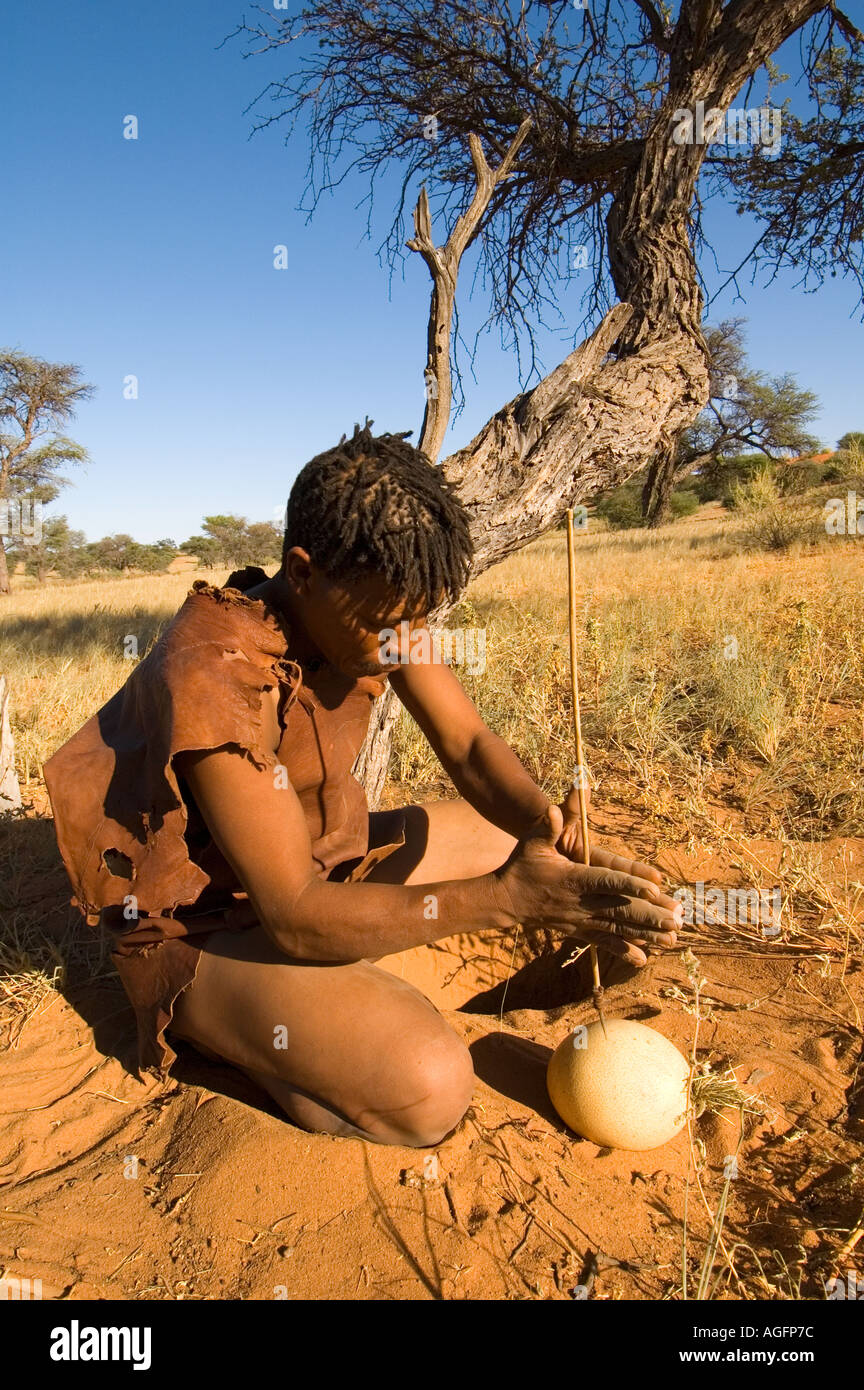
[283, 546, 314, 594]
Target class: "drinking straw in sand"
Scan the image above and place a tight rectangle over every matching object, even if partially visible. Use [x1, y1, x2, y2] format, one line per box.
[566, 507, 608, 1037]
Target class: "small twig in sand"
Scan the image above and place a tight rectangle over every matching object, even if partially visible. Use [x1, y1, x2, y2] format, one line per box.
[832, 1205, 864, 1272]
[509, 1214, 535, 1260]
[107, 1246, 143, 1282]
[442, 1180, 465, 1232]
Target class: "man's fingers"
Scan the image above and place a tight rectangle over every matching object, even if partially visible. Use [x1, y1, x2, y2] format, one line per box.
[600, 938, 649, 967]
[540, 803, 564, 845]
[571, 864, 680, 909]
[588, 915, 678, 945]
[587, 844, 665, 886]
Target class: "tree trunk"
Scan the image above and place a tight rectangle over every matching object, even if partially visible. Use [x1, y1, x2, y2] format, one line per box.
[0, 676, 22, 810]
[642, 443, 679, 528]
[352, 677, 404, 810]
[644, 445, 722, 526]
[0, 534, 10, 596]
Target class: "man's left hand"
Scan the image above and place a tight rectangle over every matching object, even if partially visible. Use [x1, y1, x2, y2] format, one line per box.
[554, 783, 673, 906]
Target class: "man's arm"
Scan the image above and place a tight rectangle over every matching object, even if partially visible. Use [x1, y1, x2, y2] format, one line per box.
[174, 741, 681, 963]
[390, 665, 666, 887]
[389, 660, 555, 839]
[175, 743, 512, 960]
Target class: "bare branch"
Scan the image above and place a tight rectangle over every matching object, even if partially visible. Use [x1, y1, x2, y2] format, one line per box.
[632, 0, 672, 52]
[829, 3, 864, 45]
[407, 118, 533, 463]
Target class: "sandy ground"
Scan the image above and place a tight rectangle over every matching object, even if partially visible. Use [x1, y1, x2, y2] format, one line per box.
[1, 792, 862, 1302]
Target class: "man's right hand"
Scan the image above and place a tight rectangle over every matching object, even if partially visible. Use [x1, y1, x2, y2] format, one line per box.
[492, 804, 683, 965]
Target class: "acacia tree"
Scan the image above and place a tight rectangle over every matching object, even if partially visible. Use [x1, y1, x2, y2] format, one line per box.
[16, 516, 87, 582]
[233, 0, 863, 802]
[181, 515, 283, 567]
[642, 318, 821, 522]
[0, 351, 93, 595]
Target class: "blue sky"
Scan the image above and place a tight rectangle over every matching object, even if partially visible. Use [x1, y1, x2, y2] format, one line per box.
[2, 0, 863, 545]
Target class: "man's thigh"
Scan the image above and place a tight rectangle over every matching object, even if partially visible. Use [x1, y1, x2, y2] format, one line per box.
[366, 799, 517, 886]
[361, 801, 521, 1001]
[170, 922, 471, 1128]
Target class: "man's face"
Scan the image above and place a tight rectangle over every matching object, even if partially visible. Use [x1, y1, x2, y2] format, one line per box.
[284, 548, 431, 680]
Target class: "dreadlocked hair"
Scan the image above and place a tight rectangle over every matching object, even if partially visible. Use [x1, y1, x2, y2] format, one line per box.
[282, 420, 473, 609]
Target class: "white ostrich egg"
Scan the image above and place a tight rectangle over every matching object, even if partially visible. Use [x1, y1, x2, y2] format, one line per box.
[547, 1018, 691, 1150]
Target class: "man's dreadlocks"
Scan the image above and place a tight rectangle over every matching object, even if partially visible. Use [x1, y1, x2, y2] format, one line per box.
[282, 420, 473, 608]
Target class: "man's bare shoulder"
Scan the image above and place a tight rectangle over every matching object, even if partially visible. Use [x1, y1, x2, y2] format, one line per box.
[259, 683, 281, 754]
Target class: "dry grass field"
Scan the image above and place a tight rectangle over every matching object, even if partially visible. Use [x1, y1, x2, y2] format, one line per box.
[1, 503, 862, 1301]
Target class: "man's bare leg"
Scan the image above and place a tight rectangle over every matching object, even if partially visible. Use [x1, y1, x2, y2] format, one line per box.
[169, 799, 511, 1145]
[170, 931, 476, 1146]
[169, 797, 637, 1143]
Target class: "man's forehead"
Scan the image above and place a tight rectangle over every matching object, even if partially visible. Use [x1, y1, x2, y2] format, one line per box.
[333, 570, 430, 619]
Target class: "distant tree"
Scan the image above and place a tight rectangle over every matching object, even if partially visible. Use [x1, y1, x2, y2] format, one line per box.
[642, 321, 821, 525]
[837, 431, 864, 451]
[201, 515, 253, 568]
[7, 524, 182, 582]
[180, 534, 222, 566]
[180, 516, 282, 568]
[131, 539, 178, 573]
[244, 521, 283, 565]
[7, 514, 86, 581]
[0, 350, 93, 594]
[90, 534, 140, 571]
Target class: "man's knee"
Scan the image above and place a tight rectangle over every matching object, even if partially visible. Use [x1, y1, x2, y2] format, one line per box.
[364, 1030, 475, 1147]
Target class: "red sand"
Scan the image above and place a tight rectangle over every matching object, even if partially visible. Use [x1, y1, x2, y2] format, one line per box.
[2, 795, 861, 1301]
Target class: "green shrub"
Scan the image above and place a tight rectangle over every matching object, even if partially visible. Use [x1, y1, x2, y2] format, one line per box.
[594, 481, 700, 530]
[824, 443, 864, 486]
[729, 468, 828, 550]
[696, 454, 771, 505]
[778, 462, 824, 495]
[669, 489, 700, 519]
[594, 484, 643, 530]
[728, 464, 781, 512]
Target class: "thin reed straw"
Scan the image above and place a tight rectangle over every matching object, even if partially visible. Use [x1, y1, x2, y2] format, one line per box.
[566, 507, 607, 1035]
